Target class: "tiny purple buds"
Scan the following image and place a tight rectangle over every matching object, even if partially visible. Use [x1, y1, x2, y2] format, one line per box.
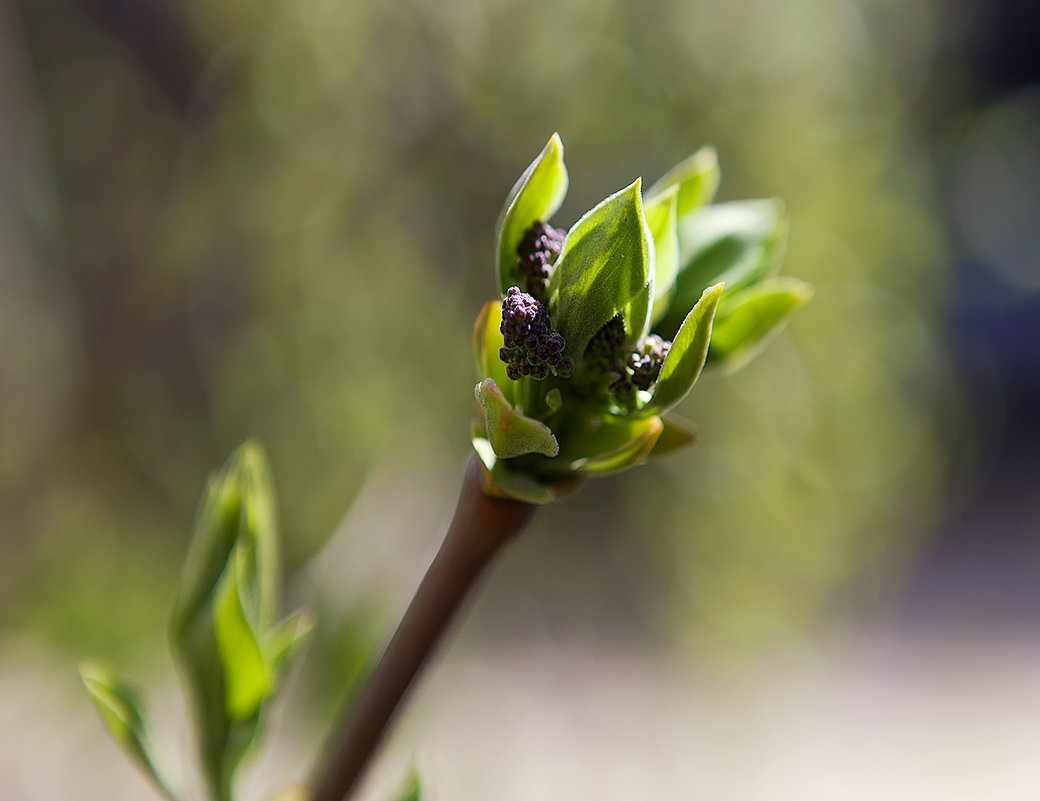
[516, 222, 566, 301]
[629, 334, 671, 391]
[582, 317, 672, 401]
[500, 286, 570, 380]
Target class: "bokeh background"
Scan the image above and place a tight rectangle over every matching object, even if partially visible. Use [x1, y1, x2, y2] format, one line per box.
[1, 0, 1038, 798]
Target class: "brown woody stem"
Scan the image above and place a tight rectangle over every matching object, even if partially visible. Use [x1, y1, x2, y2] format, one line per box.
[310, 456, 536, 801]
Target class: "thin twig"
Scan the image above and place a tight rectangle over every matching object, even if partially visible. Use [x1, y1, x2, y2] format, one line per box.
[311, 456, 536, 801]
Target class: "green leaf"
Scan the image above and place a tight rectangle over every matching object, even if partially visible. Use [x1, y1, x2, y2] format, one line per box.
[658, 199, 787, 339]
[495, 133, 568, 294]
[562, 415, 664, 475]
[168, 443, 284, 801]
[643, 186, 680, 325]
[646, 145, 720, 219]
[647, 415, 697, 459]
[646, 283, 724, 415]
[623, 282, 653, 349]
[476, 453, 559, 504]
[393, 768, 422, 801]
[171, 443, 280, 642]
[475, 378, 559, 459]
[263, 609, 314, 680]
[213, 546, 272, 721]
[708, 277, 813, 370]
[471, 300, 518, 405]
[549, 179, 653, 359]
[79, 663, 180, 801]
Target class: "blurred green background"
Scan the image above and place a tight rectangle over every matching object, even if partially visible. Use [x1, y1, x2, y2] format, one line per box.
[2, 0, 1038, 798]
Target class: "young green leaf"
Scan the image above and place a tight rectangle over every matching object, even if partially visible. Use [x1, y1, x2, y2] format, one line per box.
[643, 186, 680, 325]
[168, 443, 284, 801]
[79, 663, 180, 801]
[646, 145, 720, 219]
[646, 283, 724, 415]
[393, 768, 422, 801]
[170, 443, 280, 643]
[657, 200, 787, 339]
[213, 547, 272, 721]
[647, 415, 697, 459]
[471, 300, 518, 405]
[549, 179, 653, 359]
[476, 455, 559, 504]
[263, 609, 315, 680]
[708, 277, 813, 370]
[561, 415, 664, 474]
[475, 378, 559, 459]
[622, 266, 655, 349]
[495, 134, 569, 294]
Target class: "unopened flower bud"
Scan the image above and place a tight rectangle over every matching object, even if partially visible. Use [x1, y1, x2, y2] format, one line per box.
[516, 222, 566, 301]
[629, 334, 671, 391]
[500, 286, 570, 380]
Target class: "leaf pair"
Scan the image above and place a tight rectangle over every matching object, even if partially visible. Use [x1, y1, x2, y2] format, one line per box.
[169, 443, 312, 801]
[495, 133, 568, 296]
[644, 146, 720, 324]
[647, 169, 810, 372]
[656, 198, 791, 339]
[496, 135, 657, 361]
[82, 444, 311, 801]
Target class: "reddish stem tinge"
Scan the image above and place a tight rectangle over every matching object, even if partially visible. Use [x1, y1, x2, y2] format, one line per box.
[311, 457, 536, 801]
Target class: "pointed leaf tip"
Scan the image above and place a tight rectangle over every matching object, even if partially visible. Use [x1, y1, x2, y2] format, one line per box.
[79, 663, 179, 801]
[550, 178, 654, 359]
[495, 135, 569, 294]
[647, 146, 720, 219]
[646, 282, 724, 415]
[708, 276, 813, 370]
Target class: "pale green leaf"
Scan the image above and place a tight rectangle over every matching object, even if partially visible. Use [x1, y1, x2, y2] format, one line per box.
[658, 200, 787, 339]
[471, 300, 519, 405]
[495, 133, 568, 294]
[263, 609, 314, 681]
[646, 283, 724, 415]
[79, 663, 180, 801]
[562, 415, 664, 475]
[549, 179, 653, 359]
[168, 443, 284, 801]
[647, 415, 697, 459]
[643, 186, 680, 325]
[476, 454, 558, 504]
[171, 443, 280, 643]
[708, 277, 813, 370]
[213, 546, 271, 721]
[646, 145, 720, 219]
[475, 379, 559, 459]
[393, 768, 422, 801]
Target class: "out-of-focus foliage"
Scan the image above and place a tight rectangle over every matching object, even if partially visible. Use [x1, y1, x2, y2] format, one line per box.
[0, 0, 955, 668]
[81, 444, 310, 801]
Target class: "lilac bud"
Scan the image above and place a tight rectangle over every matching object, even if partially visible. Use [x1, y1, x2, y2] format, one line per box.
[499, 286, 572, 380]
[515, 222, 567, 302]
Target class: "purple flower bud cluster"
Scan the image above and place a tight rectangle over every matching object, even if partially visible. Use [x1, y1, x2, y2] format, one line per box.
[499, 286, 572, 380]
[583, 315, 628, 379]
[628, 334, 671, 391]
[517, 222, 566, 301]
[583, 317, 672, 401]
